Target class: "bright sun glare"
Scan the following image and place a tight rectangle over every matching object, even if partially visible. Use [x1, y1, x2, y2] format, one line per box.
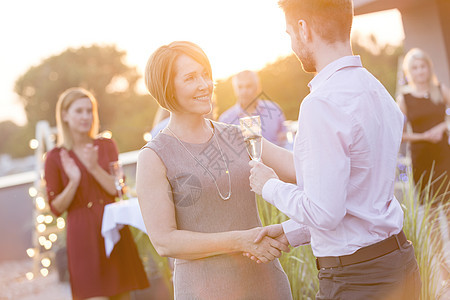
[0, 1, 404, 126]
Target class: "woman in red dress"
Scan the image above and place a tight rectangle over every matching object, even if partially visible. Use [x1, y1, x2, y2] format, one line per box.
[44, 87, 149, 300]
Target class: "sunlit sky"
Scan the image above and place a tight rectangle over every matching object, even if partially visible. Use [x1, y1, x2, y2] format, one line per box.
[0, 1, 404, 126]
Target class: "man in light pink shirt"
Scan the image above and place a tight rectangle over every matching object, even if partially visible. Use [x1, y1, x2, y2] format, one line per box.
[248, 0, 421, 299]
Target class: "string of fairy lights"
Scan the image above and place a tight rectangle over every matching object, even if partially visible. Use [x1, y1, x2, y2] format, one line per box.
[25, 121, 63, 281]
[25, 184, 66, 280]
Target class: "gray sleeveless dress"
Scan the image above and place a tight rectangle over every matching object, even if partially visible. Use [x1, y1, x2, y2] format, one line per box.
[144, 120, 292, 300]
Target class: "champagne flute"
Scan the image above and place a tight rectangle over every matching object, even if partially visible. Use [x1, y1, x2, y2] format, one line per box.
[109, 161, 125, 201]
[240, 116, 264, 201]
[240, 116, 262, 162]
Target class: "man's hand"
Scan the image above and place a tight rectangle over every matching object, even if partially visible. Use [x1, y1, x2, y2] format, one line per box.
[239, 228, 289, 263]
[249, 160, 278, 195]
[243, 224, 290, 263]
[254, 224, 288, 245]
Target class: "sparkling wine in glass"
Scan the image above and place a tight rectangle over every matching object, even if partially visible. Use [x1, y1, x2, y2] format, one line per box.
[109, 161, 125, 201]
[240, 116, 262, 162]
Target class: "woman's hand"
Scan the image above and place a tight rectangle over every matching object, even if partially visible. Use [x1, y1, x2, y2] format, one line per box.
[243, 224, 290, 263]
[77, 143, 99, 170]
[60, 149, 81, 184]
[50, 149, 81, 214]
[238, 228, 289, 263]
[76, 143, 116, 196]
[422, 122, 447, 143]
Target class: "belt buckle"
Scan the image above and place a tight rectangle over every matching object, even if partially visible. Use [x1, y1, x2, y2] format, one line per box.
[393, 232, 402, 249]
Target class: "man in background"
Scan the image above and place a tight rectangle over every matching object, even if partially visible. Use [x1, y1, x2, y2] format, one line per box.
[219, 70, 287, 147]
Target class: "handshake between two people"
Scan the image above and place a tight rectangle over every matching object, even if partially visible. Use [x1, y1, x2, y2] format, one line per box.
[241, 152, 288, 263]
[241, 224, 289, 264]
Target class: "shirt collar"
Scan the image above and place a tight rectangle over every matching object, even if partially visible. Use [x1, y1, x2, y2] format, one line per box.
[308, 55, 362, 93]
[236, 99, 262, 115]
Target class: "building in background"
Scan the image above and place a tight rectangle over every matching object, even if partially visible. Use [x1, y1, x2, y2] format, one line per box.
[354, 0, 450, 85]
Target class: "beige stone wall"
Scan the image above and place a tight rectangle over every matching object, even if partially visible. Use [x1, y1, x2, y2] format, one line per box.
[355, 0, 450, 86]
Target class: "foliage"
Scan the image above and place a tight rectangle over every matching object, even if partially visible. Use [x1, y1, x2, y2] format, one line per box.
[14, 45, 139, 129]
[352, 33, 404, 96]
[400, 168, 449, 300]
[256, 194, 319, 299]
[0, 121, 33, 157]
[108, 93, 159, 153]
[130, 227, 174, 299]
[12, 44, 158, 155]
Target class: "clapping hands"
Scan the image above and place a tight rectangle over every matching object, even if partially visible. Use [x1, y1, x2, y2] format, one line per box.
[77, 143, 99, 170]
[60, 144, 100, 182]
[60, 149, 81, 184]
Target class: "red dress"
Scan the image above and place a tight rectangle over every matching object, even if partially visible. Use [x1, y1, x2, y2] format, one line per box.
[44, 138, 149, 299]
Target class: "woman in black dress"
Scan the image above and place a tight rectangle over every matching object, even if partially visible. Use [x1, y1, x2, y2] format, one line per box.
[397, 48, 450, 203]
[397, 48, 450, 281]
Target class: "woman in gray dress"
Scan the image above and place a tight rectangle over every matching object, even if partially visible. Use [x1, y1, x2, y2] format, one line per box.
[136, 41, 293, 299]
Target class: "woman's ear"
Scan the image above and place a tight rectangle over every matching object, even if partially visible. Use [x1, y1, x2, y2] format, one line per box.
[62, 110, 67, 122]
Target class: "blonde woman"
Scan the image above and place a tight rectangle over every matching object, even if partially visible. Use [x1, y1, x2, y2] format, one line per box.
[44, 87, 149, 300]
[136, 41, 292, 299]
[397, 48, 450, 201]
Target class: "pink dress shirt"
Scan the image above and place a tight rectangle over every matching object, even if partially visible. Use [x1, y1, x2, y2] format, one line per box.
[262, 56, 405, 257]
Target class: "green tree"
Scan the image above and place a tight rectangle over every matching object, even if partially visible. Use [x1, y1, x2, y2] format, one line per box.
[15, 45, 140, 129]
[352, 34, 403, 96]
[108, 93, 160, 152]
[0, 121, 33, 158]
[13, 45, 158, 154]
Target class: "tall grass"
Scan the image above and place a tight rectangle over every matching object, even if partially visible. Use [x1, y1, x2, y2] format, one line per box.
[399, 168, 449, 300]
[256, 194, 319, 299]
[131, 227, 174, 298]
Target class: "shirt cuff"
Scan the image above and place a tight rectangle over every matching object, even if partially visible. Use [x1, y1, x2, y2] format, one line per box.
[282, 219, 311, 247]
[262, 178, 281, 205]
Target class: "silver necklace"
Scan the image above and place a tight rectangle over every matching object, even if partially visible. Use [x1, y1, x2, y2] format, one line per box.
[166, 123, 232, 201]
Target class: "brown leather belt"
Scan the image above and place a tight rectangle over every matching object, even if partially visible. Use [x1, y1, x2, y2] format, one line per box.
[316, 230, 407, 270]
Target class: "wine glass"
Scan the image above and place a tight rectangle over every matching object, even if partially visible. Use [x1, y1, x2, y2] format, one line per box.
[109, 161, 125, 201]
[239, 116, 262, 162]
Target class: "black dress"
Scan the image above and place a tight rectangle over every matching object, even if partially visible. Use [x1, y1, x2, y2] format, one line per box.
[404, 93, 450, 202]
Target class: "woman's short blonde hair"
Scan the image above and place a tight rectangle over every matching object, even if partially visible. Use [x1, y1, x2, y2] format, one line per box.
[145, 41, 212, 112]
[55, 87, 99, 149]
[402, 48, 442, 104]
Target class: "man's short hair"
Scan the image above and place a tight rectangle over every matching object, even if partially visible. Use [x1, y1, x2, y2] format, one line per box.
[278, 0, 353, 43]
[231, 70, 260, 91]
